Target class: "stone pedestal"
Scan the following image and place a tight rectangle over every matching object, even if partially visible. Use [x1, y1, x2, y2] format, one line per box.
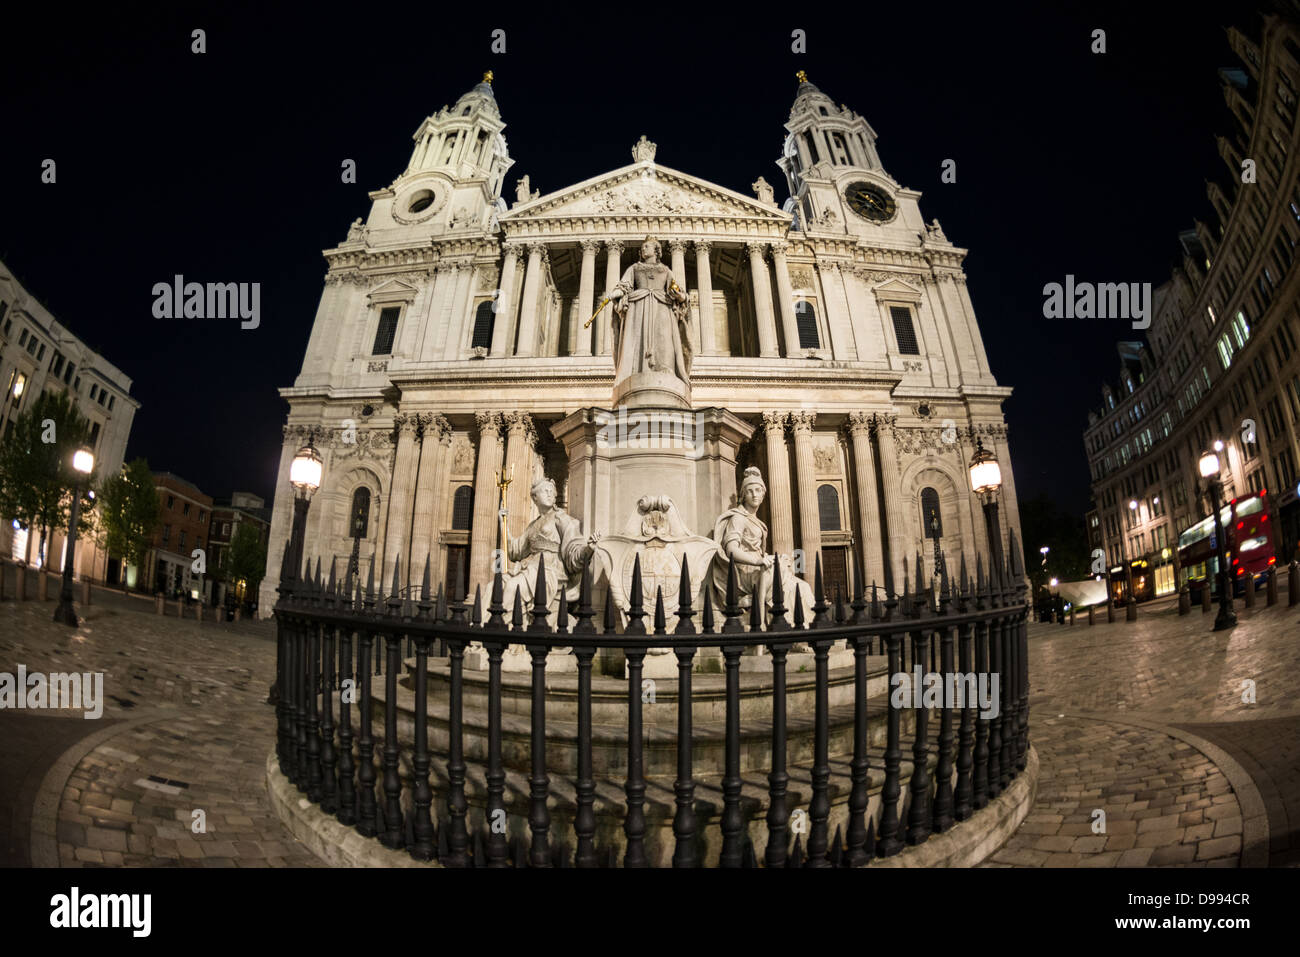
[552, 406, 754, 540]
[612, 370, 691, 410]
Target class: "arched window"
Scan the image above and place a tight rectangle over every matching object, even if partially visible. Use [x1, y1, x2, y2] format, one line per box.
[451, 486, 473, 530]
[817, 484, 840, 532]
[796, 300, 820, 350]
[350, 487, 371, 538]
[921, 487, 942, 538]
[470, 300, 495, 350]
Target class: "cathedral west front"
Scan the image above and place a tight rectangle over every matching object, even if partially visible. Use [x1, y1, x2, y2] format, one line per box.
[260, 71, 1022, 615]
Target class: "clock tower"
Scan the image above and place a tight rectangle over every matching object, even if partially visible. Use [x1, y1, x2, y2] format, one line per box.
[776, 72, 924, 241]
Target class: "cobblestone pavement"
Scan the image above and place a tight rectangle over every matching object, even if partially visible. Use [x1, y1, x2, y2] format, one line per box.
[985, 593, 1300, 867]
[0, 591, 319, 867]
[4, 575, 1298, 868]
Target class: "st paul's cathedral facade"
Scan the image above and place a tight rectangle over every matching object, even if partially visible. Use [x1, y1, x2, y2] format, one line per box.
[260, 72, 1021, 615]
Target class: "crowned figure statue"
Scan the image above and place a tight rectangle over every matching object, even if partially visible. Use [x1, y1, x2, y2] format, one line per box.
[711, 466, 815, 621]
[608, 237, 692, 406]
[499, 477, 597, 615]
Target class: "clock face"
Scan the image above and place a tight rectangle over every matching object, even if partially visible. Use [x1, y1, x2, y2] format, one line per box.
[845, 182, 896, 222]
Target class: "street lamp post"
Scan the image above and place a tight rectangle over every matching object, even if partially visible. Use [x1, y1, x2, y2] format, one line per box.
[53, 447, 94, 627]
[1199, 444, 1237, 631]
[1124, 499, 1139, 621]
[968, 438, 1004, 577]
[273, 441, 323, 751]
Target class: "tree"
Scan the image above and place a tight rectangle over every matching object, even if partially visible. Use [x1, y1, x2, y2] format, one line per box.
[1017, 493, 1090, 589]
[0, 389, 92, 565]
[98, 458, 161, 590]
[220, 521, 267, 606]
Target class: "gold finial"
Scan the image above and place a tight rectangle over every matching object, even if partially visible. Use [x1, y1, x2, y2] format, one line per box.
[483, 70, 494, 85]
[796, 70, 808, 84]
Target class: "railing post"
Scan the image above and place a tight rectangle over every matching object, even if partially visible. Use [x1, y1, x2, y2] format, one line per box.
[807, 555, 832, 866]
[904, 561, 932, 846]
[932, 564, 955, 833]
[953, 557, 975, 821]
[672, 557, 698, 869]
[336, 584, 357, 826]
[355, 563, 378, 837]
[876, 580, 904, 858]
[527, 558, 552, 868]
[409, 558, 436, 862]
[484, 569, 509, 867]
[972, 557, 991, 810]
[719, 640, 744, 867]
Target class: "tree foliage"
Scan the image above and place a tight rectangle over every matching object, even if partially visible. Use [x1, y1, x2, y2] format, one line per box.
[98, 458, 161, 586]
[1017, 493, 1090, 586]
[220, 521, 266, 597]
[0, 389, 93, 561]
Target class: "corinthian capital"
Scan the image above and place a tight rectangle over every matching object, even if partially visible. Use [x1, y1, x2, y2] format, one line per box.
[694, 239, 713, 257]
[504, 410, 535, 438]
[846, 411, 873, 436]
[761, 410, 789, 432]
[605, 239, 625, 255]
[668, 239, 688, 256]
[580, 238, 602, 256]
[789, 410, 816, 433]
[394, 413, 419, 436]
[745, 241, 769, 260]
[475, 411, 504, 435]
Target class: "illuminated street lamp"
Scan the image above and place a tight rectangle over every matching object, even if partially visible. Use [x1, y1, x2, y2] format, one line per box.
[53, 447, 95, 626]
[968, 438, 1004, 575]
[285, 441, 323, 590]
[1199, 445, 1237, 631]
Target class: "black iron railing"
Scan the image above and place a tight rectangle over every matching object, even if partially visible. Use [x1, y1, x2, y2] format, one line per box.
[273, 535, 1031, 867]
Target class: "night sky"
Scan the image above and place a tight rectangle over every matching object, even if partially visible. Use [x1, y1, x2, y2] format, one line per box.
[0, 2, 1247, 517]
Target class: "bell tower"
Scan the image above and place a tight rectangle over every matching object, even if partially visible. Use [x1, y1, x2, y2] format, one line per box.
[375, 72, 514, 234]
[777, 72, 906, 237]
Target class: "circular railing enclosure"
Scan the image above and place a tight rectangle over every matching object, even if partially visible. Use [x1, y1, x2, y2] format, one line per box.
[274, 535, 1031, 868]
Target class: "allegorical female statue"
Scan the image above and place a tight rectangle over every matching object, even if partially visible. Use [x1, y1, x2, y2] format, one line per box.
[500, 477, 597, 613]
[608, 237, 692, 401]
[711, 466, 814, 619]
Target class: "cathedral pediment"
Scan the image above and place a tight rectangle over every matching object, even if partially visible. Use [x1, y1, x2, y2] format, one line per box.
[869, 277, 924, 301]
[502, 164, 791, 223]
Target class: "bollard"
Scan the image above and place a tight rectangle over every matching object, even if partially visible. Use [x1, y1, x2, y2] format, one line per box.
[234, 607, 242, 622]
[15, 566, 26, 602]
[1107, 600, 1115, 623]
[1088, 604, 1095, 626]
[0, 560, 5, 601]
[1202, 581, 1212, 614]
[1178, 585, 1190, 616]
[176, 598, 184, 620]
[81, 579, 91, 606]
[1290, 562, 1298, 607]
[38, 572, 49, 601]
[155, 593, 164, 615]
[1243, 573, 1256, 609]
[1126, 597, 1137, 622]
[1267, 569, 1278, 606]
[196, 603, 203, 623]
[1069, 605, 1075, 626]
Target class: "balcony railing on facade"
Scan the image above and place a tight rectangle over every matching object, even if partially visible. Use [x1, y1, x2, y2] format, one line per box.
[272, 536, 1031, 868]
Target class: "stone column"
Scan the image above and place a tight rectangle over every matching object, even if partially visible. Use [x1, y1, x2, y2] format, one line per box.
[490, 244, 523, 357]
[747, 242, 780, 358]
[695, 240, 716, 356]
[873, 414, 908, 594]
[468, 412, 505, 592]
[515, 243, 546, 358]
[407, 413, 451, 589]
[442, 264, 476, 360]
[383, 414, 422, 588]
[502, 412, 537, 541]
[771, 241, 801, 355]
[847, 413, 885, 590]
[762, 411, 795, 556]
[576, 239, 599, 357]
[669, 240, 687, 290]
[789, 412, 821, 574]
[599, 240, 624, 356]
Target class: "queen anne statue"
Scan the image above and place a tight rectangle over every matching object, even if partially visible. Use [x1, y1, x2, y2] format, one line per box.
[608, 237, 692, 405]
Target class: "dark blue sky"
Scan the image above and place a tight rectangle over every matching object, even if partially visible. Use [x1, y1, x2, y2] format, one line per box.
[0, 1, 1244, 517]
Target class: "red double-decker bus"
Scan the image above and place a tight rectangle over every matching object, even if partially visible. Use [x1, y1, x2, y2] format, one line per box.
[1176, 489, 1278, 595]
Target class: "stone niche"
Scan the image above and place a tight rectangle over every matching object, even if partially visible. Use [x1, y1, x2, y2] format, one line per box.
[551, 406, 754, 544]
